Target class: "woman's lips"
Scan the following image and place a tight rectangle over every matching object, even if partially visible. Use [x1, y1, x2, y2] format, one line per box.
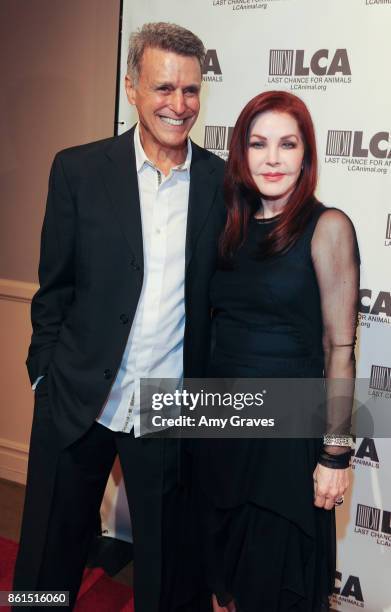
[262, 173, 285, 182]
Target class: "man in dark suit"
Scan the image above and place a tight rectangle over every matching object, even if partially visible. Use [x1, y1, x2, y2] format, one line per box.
[13, 22, 225, 611]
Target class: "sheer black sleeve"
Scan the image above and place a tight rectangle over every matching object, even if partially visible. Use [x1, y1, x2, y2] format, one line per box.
[311, 208, 360, 454]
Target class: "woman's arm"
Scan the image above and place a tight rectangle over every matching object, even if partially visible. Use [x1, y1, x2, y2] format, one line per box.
[311, 208, 360, 510]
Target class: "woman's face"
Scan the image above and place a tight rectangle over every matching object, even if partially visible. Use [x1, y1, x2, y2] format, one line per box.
[247, 111, 305, 206]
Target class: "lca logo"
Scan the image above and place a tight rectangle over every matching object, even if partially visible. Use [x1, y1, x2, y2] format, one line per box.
[202, 50, 223, 82]
[366, 363, 391, 400]
[326, 131, 391, 159]
[269, 49, 351, 76]
[325, 132, 391, 174]
[352, 437, 379, 469]
[356, 504, 381, 531]
[358, 288, 391, 328]
[369, 364, 391, 393]
[359, 289, 391, 316]
[355, 503, 391, 536]
[204, 125, 234, 158]
[332, 572, 364, 607]
[355, 504, 391, 549]
[358, 289, 391, 329]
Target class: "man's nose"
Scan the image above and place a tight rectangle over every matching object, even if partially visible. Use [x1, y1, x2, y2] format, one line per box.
[170, 90, 186, 115]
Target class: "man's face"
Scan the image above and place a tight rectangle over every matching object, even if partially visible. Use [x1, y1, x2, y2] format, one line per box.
[126, 47, 202, 155]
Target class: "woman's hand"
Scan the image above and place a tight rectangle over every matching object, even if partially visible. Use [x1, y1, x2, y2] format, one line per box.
[313, 463, 350, 510]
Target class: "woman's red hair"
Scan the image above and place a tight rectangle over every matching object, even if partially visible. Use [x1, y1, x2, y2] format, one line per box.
[220, 90, 319, 259]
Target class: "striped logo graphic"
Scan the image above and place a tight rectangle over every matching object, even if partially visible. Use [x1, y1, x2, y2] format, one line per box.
[386, 214, 391, 240]
[355, 504, 381, 531]
[226, 126, 235, 150]
[326, 130, 352, 156]
[269, 50, 294, 76]
[204, 126, 226, 150]
[370, 365, 391, 392]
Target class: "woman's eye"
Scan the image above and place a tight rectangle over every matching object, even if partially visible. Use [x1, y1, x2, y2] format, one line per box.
[249, 142, 265, 149]
[281, 141, 296, 149]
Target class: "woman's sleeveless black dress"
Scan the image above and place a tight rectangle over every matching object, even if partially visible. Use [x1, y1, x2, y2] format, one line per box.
[193, 204, 335, 611]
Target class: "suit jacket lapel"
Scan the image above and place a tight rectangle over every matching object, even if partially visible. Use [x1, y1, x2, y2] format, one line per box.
[101, 127, 144, 270]
[101, 131, 218, 273]
[186, 142, 219, 271]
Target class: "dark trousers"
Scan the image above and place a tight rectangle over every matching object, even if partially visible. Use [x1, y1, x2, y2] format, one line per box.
[12, 385, 188, 612]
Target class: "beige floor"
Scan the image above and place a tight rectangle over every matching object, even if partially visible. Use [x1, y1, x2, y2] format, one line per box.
[0, 477, 133, 587]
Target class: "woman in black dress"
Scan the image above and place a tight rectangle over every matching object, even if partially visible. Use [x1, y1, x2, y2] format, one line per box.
[193, 91, 359, 611]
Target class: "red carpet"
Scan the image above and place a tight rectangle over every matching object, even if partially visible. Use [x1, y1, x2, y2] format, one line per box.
[0, 536, 133, 611]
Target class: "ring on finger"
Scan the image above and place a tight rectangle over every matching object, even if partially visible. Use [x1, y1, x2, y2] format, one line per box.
[335, 496, 344, 506]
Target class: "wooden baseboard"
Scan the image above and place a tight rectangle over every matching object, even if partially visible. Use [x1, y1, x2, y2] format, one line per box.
[0, 279, 35, 485]
[0, 278, 37, 304]
[0, 438, 29, 485]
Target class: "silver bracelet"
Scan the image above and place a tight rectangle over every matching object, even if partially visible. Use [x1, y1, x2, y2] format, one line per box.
[323, 434, 354, 448]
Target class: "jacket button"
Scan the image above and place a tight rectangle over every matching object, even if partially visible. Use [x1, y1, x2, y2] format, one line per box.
[120, 313, 129, 324]
[104, 369, 112, 380]
[130, 260, 140, 271]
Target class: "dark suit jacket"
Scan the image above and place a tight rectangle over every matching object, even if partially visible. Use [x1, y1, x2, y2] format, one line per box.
[27, 126, 225, 447]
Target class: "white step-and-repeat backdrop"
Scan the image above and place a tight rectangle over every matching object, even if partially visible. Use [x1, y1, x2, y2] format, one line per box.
[101, 1, 391, 610]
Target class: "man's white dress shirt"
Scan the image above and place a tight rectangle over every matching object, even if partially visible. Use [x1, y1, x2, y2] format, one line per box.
[96, 124, 191, 436]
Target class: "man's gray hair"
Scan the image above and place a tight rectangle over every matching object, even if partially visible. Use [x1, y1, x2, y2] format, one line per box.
[127, 22, 205, 84]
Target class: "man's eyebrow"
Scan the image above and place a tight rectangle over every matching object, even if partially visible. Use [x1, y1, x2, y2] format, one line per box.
[184, 83, 201, 91]
[153, 81, 200, 91]
[154, 81, 174, 88]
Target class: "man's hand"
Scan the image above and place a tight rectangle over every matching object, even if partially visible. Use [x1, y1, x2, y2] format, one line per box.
[313, 463, 350, 510]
